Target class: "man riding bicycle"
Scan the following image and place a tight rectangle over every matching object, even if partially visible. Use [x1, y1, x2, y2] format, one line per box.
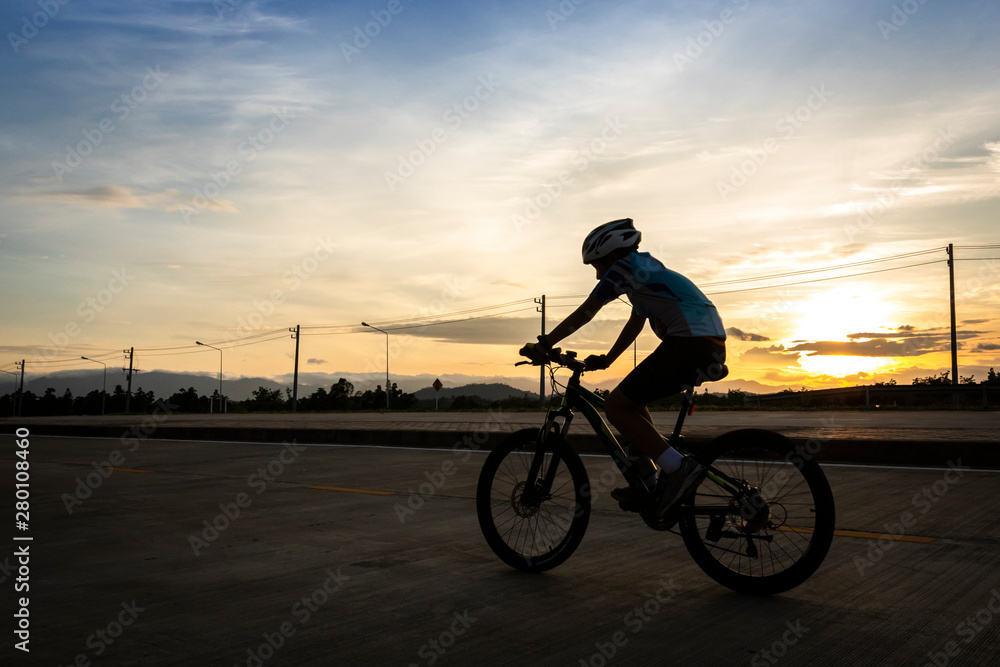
[523, 218, 728, 518]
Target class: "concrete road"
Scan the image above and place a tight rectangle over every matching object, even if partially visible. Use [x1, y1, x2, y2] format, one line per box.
[2, 434, 999, 666]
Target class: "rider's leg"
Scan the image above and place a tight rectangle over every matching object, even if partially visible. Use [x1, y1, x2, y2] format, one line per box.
[606, 336, 721, 474]
[604, 388, 683, 472]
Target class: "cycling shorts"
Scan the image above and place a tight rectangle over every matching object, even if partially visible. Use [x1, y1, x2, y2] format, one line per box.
[617, 336, 727, 406]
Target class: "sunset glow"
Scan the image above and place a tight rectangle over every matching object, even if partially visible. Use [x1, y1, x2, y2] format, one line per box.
[1, 1, 998, 395]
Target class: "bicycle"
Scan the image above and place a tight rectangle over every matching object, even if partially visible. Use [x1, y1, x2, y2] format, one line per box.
[476, 347, 836, 594]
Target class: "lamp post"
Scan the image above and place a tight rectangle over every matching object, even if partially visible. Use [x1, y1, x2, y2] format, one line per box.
[196, 341, 224, 414]
[81, 356, 107, 415]
[361, 322, 390, 409]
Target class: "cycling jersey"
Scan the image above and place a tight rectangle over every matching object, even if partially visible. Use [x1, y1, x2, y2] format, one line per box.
[589, 251, 726, 339]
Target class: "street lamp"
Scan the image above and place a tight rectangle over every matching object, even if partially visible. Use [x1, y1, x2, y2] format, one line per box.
[81, 356, 107, 415]
[361, 322, 390, 409]
[196, 341, 224, 414]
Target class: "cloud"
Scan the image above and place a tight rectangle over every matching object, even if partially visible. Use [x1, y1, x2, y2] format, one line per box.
[786, 327, 990, 358]
[307, 358, 327, 365]
[788, 338, 939, 357]
[24, 186, 238, 213]
[742, 325, 993, 362]
[740, 345, 800, 361]
[726, 327, 770, 342]
[392, 317, 541, 345]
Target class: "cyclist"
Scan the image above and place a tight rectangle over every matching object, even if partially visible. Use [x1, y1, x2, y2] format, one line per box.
[523, 218, 727, 518]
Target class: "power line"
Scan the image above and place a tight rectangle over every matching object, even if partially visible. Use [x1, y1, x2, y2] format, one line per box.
[546, 248, 951, 299]
[382, 306, 538, 332]
[136, 327, 288, 353]
[139, 331, 290, 357]
[308, 306, 540, 335]
[302, 298, 536, 331]
[698, 247, 945, 288]
[705, 259, 946, 296]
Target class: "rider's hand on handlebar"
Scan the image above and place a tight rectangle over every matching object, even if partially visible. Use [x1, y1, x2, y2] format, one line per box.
[519, 342, 538, 358]
[584, 354, 609, 371]
[519, 342, 546, 364]
[520, 337, 559, 364]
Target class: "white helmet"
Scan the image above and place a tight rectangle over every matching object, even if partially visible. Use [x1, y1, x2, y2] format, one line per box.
[581, 218, 641, 264]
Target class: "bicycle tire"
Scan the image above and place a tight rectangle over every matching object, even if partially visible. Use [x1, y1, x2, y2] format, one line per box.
[476, 428, 591, 573]
[679, 429, 836, 594]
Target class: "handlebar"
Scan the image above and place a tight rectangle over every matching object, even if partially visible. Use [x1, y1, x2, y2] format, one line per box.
[517, 344, 587, 372]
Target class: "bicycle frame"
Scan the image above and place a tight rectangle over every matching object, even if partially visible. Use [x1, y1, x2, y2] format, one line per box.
[531, 360, 748, 508]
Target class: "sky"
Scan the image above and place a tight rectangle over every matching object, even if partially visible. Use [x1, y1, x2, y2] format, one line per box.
[1, 0, 999, 395]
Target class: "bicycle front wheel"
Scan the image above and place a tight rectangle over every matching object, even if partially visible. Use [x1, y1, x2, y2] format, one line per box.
[680, 429, 836, 594]
[476, 428, 591, 573]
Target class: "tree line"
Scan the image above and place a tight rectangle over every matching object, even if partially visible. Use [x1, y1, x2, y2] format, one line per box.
[2, 369, 997, 417]
[0, 379, 419, 417]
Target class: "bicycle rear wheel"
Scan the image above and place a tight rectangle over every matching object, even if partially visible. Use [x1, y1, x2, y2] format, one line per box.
[476, 428, 591, 572]
[680, 429, 835, 594]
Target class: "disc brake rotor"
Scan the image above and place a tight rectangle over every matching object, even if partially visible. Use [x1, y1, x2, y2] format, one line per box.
[511, 481, 542, 518]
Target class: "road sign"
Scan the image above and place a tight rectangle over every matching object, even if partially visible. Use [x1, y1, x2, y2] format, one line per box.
[433, 378, 443, 392]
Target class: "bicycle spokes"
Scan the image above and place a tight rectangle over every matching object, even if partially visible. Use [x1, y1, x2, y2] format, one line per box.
[679, 431, 835, 594]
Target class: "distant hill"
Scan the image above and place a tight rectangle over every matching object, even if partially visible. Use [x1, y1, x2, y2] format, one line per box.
[12, 369, 793, 403]
[413, 382, 538, 402]
[20, 370, 286, 402]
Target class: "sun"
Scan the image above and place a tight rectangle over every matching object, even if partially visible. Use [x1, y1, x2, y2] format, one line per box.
[788, 289, 898, 378]
[791, 289, 893, 341]
[797, 354, 894, 377]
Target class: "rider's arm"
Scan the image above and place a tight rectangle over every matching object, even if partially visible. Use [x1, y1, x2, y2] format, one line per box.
[544, 294, 605, 346]
[605, 310, 645, 364]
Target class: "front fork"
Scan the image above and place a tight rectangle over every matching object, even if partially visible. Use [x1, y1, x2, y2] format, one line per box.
[522, 407, 574, 503]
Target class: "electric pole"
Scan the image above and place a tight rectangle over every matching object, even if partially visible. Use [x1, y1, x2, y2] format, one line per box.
[123, 347, 138, 413]
[16, 359, 24, 417]
[535, 295, 546, 404]
[947, 244, 959, 407]
[290, 325, 300, 412]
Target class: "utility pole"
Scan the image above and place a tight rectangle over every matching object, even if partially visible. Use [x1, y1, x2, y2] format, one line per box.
[535, 295, 546, 404]
[947, 244, 959, 407]
[290, 325, 300, 412]
[123, 347, 136, 413]
[16, 359, 24, 417]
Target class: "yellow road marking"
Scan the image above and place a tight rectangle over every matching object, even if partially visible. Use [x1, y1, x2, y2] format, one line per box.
[778, 525, 936, 543]
[307, 485, 396, 496]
